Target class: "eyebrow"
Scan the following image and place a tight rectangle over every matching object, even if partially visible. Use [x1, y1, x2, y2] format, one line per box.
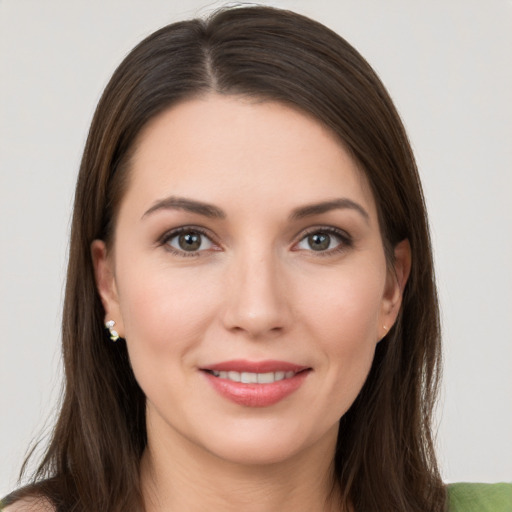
[142, 196, 226, 219]
[289, 198, 370, 223]
[141, 195, 369, 223]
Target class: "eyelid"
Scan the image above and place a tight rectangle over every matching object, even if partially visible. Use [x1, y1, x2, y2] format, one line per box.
[158, 225, 221, 256]
[157, 224, 352, 257]
[292, 225, 353, 254]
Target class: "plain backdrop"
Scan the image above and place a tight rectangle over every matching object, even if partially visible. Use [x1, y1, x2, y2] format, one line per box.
[1, 0, 511, 496]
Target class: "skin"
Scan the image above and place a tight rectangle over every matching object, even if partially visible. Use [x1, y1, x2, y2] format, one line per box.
[92, 94, 410, 512]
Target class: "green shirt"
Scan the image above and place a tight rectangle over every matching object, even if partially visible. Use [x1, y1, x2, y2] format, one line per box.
[448, 482, 512, 511]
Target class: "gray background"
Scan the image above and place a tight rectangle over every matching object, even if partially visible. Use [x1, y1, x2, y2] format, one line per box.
[1, 0, 511, 495]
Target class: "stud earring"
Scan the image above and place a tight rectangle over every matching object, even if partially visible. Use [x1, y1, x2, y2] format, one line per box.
[105, 320, 120, 342]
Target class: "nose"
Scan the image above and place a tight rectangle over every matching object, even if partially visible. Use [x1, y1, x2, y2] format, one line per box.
[221, 248, 291, 339]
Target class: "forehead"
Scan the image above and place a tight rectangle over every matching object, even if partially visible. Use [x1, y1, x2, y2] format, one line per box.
[122, 94, 377, 220]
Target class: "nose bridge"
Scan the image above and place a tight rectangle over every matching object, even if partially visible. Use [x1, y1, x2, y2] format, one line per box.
[222, 241, 289, 337]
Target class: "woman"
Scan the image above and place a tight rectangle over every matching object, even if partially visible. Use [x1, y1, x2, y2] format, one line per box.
[2, 5, 509, 512]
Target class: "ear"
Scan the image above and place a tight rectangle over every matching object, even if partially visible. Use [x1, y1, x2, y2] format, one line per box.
[379, 239, 411, 340]
[91, 239, 124, 337]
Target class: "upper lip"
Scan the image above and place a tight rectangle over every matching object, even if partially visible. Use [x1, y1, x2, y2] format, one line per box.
[200, 359, 310, 373]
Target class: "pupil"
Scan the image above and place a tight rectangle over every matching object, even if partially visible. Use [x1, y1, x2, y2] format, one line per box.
[309, 233, 330, 251]
[179, 232, 201, 251]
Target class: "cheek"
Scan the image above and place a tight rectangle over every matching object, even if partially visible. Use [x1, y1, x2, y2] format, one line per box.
[115, 260, 222, 367]
[302, 263, 385, 344]
[298, 264, 385, 404]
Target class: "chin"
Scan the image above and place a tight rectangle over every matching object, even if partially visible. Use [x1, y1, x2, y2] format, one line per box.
[193, 417, 340, 468]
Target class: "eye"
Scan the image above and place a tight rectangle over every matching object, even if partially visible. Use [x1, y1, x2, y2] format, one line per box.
[295, 228, 351, 254]
[163, 228, 214, 255]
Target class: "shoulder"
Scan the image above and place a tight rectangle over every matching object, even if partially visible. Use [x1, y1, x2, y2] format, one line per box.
[1, 497, 55, 512]
[447, 482, 512, 512]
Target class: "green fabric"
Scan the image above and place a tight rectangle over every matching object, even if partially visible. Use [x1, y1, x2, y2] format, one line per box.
[447, 482, 512, 511]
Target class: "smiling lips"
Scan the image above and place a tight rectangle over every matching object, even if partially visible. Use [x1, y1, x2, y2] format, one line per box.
[201, 360, 311, 407]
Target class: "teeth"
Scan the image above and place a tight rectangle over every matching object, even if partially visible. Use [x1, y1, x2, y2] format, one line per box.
[241, 372, 257, 383]
[209, 370, 297, 384]
[228, 371, 240, 382]
[257, 372, 274, 384]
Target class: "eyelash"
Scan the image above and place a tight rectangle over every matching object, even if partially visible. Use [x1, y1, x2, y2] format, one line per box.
[294, 226, 353, 256]
[159, 226, 219, 258]
[158, 225, 353, 257]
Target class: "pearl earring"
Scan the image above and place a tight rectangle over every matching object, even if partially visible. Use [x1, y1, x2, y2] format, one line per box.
[105, 320, 120, 342]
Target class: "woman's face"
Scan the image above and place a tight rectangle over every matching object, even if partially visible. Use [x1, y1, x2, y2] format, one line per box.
[93, 94, 408, 466]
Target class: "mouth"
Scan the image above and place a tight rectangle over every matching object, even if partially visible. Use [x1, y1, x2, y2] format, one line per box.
[205, 369, 302, 384]
[200, 360, 311, 407]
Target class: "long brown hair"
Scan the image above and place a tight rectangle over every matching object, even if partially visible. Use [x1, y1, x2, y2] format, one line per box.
[3, 6, 445, 511]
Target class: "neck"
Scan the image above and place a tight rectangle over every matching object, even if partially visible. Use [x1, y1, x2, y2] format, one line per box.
[140, 422, 344, 512]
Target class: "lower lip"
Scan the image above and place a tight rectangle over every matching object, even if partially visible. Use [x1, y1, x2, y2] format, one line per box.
[202, 370, 310, 407]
